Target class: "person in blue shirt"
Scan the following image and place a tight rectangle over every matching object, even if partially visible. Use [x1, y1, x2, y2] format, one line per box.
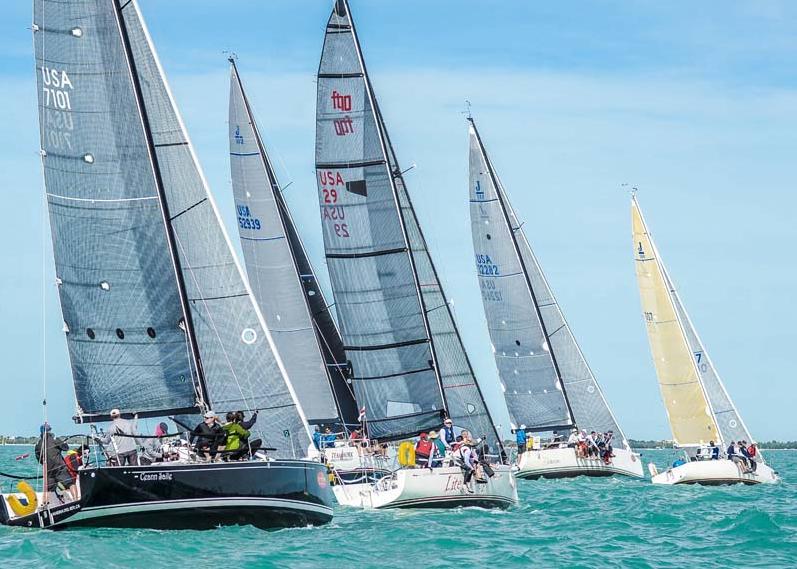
[312, 426, 322, 451]
[516, 425, 527, 455]
[322, 427, 337, 449]
[709, 440, 720, 460]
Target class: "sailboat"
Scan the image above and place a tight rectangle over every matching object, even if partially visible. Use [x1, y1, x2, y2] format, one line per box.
[468, 118, 643, 479]
[313, 0, 517, 509]
[631, 194, 779, 485]
[227, 58, 382, 482]
[0, 0, 333, 529]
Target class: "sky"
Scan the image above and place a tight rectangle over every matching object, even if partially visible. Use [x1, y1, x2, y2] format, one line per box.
[0, 1, 794, 441]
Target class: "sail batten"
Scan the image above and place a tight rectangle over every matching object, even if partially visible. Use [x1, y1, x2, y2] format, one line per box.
[228, 60, 357, 426]
[469, 119, 627, 442]
[315, 0, 500, 445]
[631, 196, 720, 446]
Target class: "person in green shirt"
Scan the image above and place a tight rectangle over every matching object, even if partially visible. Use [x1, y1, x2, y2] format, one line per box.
[223, 412, 250, 459]
[429, 430, 447, 468]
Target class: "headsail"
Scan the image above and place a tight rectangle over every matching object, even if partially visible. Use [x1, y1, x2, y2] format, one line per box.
[666, 273, 752, 445]
[35, 0, 310, 455]
[315, 0, 500, 445]
[228, 60, 358, 427]
[631, 196, 719, 446]
[469, 119, 627, 442]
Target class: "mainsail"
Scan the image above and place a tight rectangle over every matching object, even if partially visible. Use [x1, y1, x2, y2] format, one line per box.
[315, 0, 500, 445]
[228, 59, 358, 427]
[34, 0, 310, 455]
[631, 196, 720, 446]
[469, 119, 626, 442]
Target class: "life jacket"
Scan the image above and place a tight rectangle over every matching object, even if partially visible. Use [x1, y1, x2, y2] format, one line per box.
[64, 450, 81, 479]
[442, 426, 455, 444]
[415, 439, 433, 458]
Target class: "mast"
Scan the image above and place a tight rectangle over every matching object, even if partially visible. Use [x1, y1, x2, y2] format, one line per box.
[229, 57, 356, 425]
[342, 0, 448, 412]
[469, 117, 576, 429]
[111, 0, 209, 408]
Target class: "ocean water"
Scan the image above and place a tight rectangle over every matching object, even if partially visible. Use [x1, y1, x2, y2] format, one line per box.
[0, 447, 794, 568]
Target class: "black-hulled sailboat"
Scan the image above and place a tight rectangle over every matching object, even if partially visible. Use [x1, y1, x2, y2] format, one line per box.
[227, 59, 375, 481]
[313, 0, 517, 509]
[468, 118, 643, 479]
[0, 0, 333, 529]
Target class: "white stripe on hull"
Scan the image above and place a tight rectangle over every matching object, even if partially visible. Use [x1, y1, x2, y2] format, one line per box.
[516, 447, 644, 479]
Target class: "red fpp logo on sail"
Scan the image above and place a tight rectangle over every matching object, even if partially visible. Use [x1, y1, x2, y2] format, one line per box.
[331, 90, 352, 112]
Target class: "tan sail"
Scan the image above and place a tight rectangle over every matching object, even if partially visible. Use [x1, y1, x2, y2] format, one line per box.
[631, 197, 718, 445]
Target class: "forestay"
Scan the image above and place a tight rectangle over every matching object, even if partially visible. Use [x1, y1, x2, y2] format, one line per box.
[315, 0, 446, 440]
[631, 197, 719, 446]
[229, 60, 352, 426]
[469, 119, 627, 442]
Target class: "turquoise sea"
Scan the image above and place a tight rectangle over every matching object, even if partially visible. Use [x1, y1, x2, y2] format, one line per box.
[0, 447, 794, 568]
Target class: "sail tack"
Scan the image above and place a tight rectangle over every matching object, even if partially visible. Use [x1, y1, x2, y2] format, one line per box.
[229, 61, 354, 426]
[315, 0, 500, 444]
[35, 0, 310, 455]
[469, 120, 626, 442]
[631, 197, 719, 445]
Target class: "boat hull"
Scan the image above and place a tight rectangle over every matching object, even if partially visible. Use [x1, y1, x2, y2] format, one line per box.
[0, 460, 334, 530]
[333, 465, 518, 510]
[515, 446, 644, 479]
[651, 459, 779, 486]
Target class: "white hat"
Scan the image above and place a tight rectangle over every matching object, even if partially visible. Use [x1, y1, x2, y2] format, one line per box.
[204, 410, 217, 419]
[520, 424, 527, 429]
[110, 409, 121, 417]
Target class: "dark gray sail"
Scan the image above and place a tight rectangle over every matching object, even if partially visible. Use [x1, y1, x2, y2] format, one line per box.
[315, 0, 447, 440]
[315, 0, 501, 446]
[229, 60, 358, 427]
[34, 0, 199, 420]
[469, 119, 627, 441]
[35, 0, 311, 456]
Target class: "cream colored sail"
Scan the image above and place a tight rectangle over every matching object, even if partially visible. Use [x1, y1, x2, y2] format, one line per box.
[631, 197, 719, 445]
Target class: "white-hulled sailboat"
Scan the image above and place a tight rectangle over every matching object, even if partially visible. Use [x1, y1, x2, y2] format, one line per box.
[631, 195, 779, 485]
[313, 0, 517, 509]
[468, 118, 643, 479]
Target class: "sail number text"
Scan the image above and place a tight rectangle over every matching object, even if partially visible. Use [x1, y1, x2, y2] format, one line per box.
[236, 204, 261, 230]
[319, 170, 350, 238]
[475, 254, 500, 276]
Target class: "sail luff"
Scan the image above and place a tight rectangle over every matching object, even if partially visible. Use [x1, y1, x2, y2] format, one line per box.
[469, 118, 575, 429]
[228, 58, 355, 426]
[344, 3, 448, 413]
[111, 0, 208, 408]
[631, 195, 720, 446]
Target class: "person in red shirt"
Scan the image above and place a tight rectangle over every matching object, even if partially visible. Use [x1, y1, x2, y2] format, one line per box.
[415, 433, 433, 468]
[747, 443, 758, 472]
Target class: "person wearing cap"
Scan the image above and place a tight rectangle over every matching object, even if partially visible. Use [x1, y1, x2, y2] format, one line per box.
[441, 418, 456, 449]
[35, 423, 78, 501]
[455, 439, 478, 492]
[428, 431, 446, 468]
[97, 409, 140, 466]
[191, 411, 225, 460]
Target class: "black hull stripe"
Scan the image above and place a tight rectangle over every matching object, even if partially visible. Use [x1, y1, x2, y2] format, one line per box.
[379, 495, 516, 510]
